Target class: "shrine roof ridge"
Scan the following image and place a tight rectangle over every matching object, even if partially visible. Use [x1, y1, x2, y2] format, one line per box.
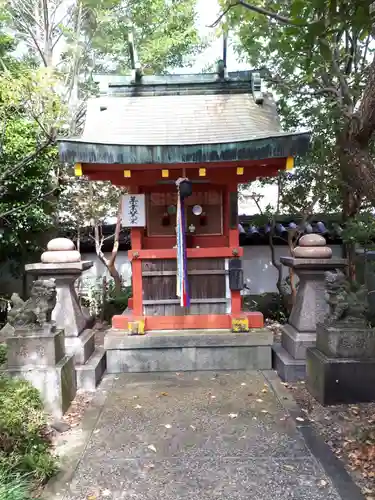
[93, 70, 256, 97]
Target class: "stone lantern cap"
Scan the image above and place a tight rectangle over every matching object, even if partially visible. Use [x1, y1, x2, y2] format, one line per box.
[25, 238, 93, 275]
[42, 238, 81, 263]
[280, 234, 347, 270]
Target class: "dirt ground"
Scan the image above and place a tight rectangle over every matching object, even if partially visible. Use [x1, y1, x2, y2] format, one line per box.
[288, 381, 375, 499]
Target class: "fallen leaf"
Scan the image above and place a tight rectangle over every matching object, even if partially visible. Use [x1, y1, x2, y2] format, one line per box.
[159, 392, 168, 397]
[228, 413, 238, 419]
[241, 383, 246, 386]
[147, 444, 157, 452]
[87, 496, 96, 500]
[256, 398, 263, 403]
[261, 389, 268, 394]
[144, 463, 155, 469]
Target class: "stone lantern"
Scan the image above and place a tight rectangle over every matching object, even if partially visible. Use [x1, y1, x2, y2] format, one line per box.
[25, 238, 106, 390]
[273, 233, 347, 381]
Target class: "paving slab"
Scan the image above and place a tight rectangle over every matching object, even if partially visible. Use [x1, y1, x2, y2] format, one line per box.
[52, 371, 363, 500]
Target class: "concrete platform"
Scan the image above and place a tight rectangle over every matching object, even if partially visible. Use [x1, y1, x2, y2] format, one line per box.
[104, 329, 273, 373]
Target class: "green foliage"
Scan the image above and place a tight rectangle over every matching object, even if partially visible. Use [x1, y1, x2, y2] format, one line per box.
[221, 0, 374, 213]
[244, 293, 288, 323]
[78, 276, 132, 320]
[0, 43, 62, 267]
[341, 212, 375, 249]
[88, 0, 204, 74]
[0, 376, 57, 483]
[0, 471, 31, 500]
[102, 285, 132, 321]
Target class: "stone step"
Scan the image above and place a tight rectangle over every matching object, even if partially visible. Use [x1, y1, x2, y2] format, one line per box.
[76, 347, 106, 392]
[65, 329, 95, 365]
[105, 329, 273, 373]
[272, 343, 306, 382]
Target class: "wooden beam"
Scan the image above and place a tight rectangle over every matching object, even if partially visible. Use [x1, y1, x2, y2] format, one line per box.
[142, 270, 228, 276]
[142, 298, 229, 305]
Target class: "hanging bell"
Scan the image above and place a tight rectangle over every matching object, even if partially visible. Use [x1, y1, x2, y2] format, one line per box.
[179, 179, 193, 199]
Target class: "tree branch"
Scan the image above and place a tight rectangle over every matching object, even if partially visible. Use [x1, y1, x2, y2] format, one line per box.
[0, 187, 56, 219]
[0, 137, 54, 189]
[208, 0, 310, 28]
[108, 198, 123, 268]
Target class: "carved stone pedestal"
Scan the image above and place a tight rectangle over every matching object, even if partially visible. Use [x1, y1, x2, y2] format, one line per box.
[307, 321, 375, 404]
[26, 253, 106, 391]
[4, 278, 77, 419]
[273, 245, 346, 381]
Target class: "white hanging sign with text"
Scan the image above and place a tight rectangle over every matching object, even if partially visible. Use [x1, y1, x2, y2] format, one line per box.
[122, 194, 146, 227]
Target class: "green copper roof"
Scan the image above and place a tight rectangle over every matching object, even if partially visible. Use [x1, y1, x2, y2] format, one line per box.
[58, 70, 310, 165]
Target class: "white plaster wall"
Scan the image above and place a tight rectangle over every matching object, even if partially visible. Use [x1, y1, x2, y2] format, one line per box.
[0, 245, 344, 297]
[80, 245, 344, 295]
[241, 245, 343, 294]
[81, 252, 132, 286]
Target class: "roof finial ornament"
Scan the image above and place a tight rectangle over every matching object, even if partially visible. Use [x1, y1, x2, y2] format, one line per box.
[217, 29, 228, 80]
[128, 28, 143, 84]
[251, 72, 264, 104]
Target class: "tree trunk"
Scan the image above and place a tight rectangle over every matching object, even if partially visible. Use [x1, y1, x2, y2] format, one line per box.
[108, 262, 122, 293]
[340, 182, 361, 281]
[339, 140, 375, 203]
[337, 54, 375, 205]
[93, 198, 123, 295]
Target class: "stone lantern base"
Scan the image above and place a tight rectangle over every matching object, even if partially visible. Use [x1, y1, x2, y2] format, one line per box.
[307, 322, 375, 404]
[6, 323, 76, 419]
[25, 261, 106, 391]
[273, 256, 347, 382]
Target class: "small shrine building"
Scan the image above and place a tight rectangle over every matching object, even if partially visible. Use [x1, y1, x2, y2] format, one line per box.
[58, 69, 309, 335]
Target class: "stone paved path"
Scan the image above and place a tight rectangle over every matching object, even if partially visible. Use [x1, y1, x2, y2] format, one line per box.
[60, 371, 360, 500]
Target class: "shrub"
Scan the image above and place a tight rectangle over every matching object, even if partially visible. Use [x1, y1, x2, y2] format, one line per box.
[0, 471, 31, 500]
[244, 293, 288, 324]
[102, 286, 132, 321]
[0, 376, 57, 484]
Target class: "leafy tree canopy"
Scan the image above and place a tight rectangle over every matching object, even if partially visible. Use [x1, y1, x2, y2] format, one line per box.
[219, 0, 375, 214]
